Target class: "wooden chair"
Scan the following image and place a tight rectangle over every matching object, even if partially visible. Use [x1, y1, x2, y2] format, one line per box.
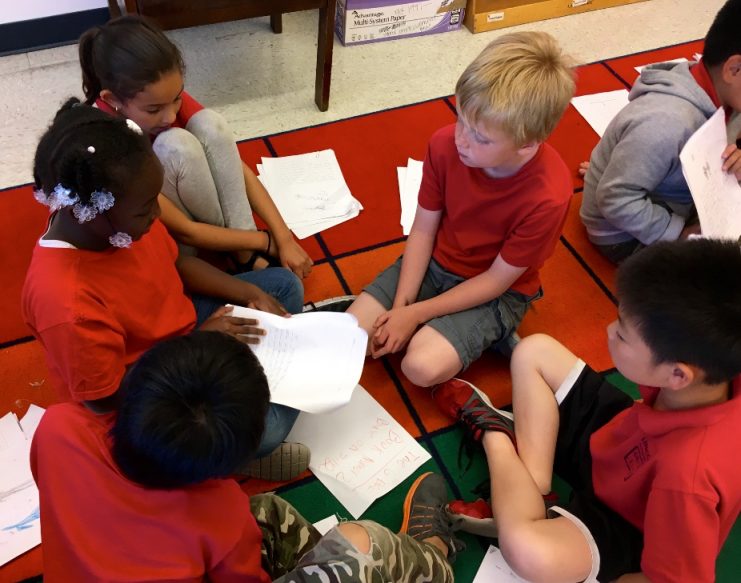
[108, 0, 336, 111]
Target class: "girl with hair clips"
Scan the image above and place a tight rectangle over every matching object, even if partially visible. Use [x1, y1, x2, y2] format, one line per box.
[78, 15, 313, 279]
[22, 100, 310, 482]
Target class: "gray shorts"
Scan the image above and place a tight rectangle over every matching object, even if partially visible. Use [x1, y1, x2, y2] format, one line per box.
[364, 256, 541, 369]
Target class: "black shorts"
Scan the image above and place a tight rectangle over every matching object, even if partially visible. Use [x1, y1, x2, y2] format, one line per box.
[551, 362, 644, 582]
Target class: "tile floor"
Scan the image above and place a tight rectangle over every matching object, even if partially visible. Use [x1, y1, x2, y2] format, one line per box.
[0, 0, 725, 189]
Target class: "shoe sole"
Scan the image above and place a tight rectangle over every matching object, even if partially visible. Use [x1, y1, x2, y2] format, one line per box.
[241, 443, 311, 481]
[399, 471, 433, 534]
[451, 378, 514, 421]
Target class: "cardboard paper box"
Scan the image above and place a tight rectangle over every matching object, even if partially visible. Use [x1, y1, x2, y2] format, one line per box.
[464, 0, 649, 34]
[336, 0, 466, 46]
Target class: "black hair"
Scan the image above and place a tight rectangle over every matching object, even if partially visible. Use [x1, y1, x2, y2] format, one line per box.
[112, 331, 270, 489]
[703, 0, 741, 68]
[33, 98, 155, 208]
[617, 239, 741, 384]
[79, 15, 184, 105]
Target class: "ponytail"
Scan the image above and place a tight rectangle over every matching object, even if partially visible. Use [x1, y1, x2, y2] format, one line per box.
[79, 27, 103, 105]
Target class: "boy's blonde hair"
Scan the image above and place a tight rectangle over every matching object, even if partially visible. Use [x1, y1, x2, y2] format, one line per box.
[456, 31, 576, 147]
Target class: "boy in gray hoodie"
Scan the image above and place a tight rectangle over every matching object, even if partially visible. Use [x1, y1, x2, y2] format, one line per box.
[580, 0, 741, 263]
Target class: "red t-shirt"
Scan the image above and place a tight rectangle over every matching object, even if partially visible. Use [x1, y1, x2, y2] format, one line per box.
[21, 220, 196, 401]
[417, 124, 572, 296]
[591, 377, 741, 582]
[31, 403, 270, 583]
[95, 90, 204, 132]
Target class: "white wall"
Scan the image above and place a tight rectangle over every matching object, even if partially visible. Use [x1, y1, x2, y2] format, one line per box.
[0, 0, 108, 25]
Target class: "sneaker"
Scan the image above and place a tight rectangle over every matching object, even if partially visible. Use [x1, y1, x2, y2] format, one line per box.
[400, 472, 464, 562]
[240, 442, 311, 481]
[432, 378, 515, 444]
[446, 499, 499, 538]
[302, 295, 357, 313]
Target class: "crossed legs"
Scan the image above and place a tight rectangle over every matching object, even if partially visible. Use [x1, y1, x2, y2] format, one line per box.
[485, 334, 593, 582]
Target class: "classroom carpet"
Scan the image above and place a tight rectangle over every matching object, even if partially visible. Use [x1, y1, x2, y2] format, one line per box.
[1, 39, 739, 582]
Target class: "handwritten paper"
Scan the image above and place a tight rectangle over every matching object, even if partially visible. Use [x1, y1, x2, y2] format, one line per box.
[230, 307, 367, 413]
[473, 546, 531, 583]
[571, 90, 630, 137]
[397, 158, 423, 235]
[1, 405, 45, 566]
[286, 385, 430, 518]
[680, 107, 741, 240]
[256, 149, 362, 239]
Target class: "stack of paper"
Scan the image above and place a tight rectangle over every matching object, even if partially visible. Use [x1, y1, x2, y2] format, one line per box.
[571, 90, 630, 137]
[230, 306, 367, 413]
[1, 405, 45, 567]
[256, 149, 362, 239]
[287, 385, 431, 518]
[396, 158, 423, 235]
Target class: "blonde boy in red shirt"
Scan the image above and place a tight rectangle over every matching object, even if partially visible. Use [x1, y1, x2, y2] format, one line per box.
[348, 31, 576, 387]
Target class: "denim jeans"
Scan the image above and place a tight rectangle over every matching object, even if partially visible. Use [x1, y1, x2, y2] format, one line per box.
[192, 267, 304, 456]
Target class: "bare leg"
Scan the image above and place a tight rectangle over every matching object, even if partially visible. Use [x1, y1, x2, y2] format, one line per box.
[402, 325, 462, 387]
[347, 292, 388, 355]
[510, 334, 581, 493]
[484, 432, 593, 582]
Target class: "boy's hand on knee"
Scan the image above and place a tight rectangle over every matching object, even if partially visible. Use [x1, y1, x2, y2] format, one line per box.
[721, 143, 741, 180]
[577, 160, 590, 177]
[371, 307, 420, 357]
[199, 305, 266, 344]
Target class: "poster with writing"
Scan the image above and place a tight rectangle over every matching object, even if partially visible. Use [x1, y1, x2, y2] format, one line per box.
[286, 385, 430, 518]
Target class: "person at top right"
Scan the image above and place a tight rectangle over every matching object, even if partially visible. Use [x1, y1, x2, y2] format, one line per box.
[580, 0, 741, 264]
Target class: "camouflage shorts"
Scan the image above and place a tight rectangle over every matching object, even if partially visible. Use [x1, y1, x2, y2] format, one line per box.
[251, 494, 453, 583]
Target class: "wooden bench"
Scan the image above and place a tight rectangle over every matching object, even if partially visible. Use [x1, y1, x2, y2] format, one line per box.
[108, 0, 337, 111]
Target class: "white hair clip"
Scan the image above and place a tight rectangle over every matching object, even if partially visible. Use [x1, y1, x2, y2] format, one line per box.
[47, 184, 80, 212]
[71, 189, 116, 224]
[125, 118, 143, 135]
[32, 188, 47, 205]
[109, 232, 133, 248]
[87, 146, 96, 154]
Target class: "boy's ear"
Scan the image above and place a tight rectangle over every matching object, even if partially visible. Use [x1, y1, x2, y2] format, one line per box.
[665, 362, 697, 391]
[721, 54, 741, 82]
[517, 141, 541, 156]
[99, 89, 123, 112]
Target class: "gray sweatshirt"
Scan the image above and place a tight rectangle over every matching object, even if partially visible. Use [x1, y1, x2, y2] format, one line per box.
[580, 61, 718, 246]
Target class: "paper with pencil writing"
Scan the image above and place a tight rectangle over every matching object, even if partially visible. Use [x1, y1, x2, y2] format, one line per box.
[231, 306, 367, 414]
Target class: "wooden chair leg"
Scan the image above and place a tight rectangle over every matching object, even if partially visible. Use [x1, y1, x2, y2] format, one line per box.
[314, 0, 336, 111]
[270, 13, 283, 34]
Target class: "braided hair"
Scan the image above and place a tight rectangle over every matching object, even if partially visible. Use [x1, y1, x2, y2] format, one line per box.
[79, 15, 184, 105]
[33, 98, 154, 209]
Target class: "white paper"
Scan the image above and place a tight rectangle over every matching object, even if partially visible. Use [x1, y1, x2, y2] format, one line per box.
[473, 546, 531, 583]
[256, 150, 363, 239]
[0, 406, 45, 567]
[571, 90, 630, 137]
[286, 385, 431, 518]
[680, 108, 741, 240]
[230, 307, 367, 413]
[399, 158, 422, 236]
[634, 57, 688, 73]
[313, 514, 339, 535]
